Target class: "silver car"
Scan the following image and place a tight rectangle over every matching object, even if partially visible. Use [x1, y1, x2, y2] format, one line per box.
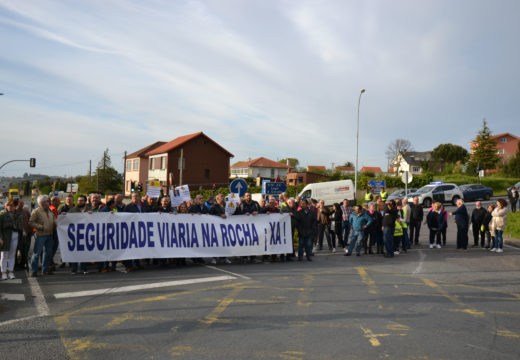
[408, 183, 463, 208]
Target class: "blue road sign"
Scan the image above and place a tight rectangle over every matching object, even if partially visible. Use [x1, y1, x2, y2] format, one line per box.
[368, 179, 385, 188]
[230, 178, 248, 197]
[265, 182, 287, 195]
[261, 180, 270, 194]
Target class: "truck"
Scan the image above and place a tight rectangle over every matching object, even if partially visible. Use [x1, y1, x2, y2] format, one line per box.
[298, 180, 355, 206]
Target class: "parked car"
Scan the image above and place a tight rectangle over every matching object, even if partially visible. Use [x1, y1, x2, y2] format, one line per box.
[459, 184, 493, 201]
[298, 179, 355, 206]
[407, 183, 463, 208]
[507, 181, 520, 192]
[387, 188, 417, 201]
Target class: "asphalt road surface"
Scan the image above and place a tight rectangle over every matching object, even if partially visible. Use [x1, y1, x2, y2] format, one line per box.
[1, 198, 519, 360]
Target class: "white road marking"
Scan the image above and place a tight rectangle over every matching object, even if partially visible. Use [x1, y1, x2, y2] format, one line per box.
[28, 276, 50, 317]
[0, 315, 42, 327]
[205, 265, 251, 279]
[54, 275, 236, 299]
[0, 293, 25, 301]
[412, 249, 426, 275]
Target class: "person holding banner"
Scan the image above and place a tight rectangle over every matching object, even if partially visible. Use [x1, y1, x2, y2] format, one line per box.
[157, 196, 174, 213]
[29, 195, 57, 277]
[189, 194, 207, 214]
[122, 192, 144, 271]
[294, 199, 317, 261]
[209, 194, 232, 264]
[238, 192, 260, 215]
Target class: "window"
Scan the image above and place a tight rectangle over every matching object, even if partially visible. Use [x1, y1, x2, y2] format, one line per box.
[149, 158, 154, 170]
[204, 169, 210, 179]
[161, 156, 166, 169]
[501, 137, 507, 143]
[133, 159, 139, 170]
[412, 167, 420, 173]
[298, 176, 304, 184]
[126, 160, 132, 171]
[271, 169, 275, 177]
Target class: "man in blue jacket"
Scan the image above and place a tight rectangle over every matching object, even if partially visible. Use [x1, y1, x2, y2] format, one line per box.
[450, 199, 469, 250]
[345, 205, 373, 256]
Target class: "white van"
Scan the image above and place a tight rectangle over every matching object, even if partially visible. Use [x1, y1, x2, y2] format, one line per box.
[298, 180, 355, 206]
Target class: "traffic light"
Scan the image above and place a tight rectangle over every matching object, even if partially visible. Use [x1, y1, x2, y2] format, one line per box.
[29, 158, 36, 167]
[137, 183, 143, 192]
[131, 181, 135, 192]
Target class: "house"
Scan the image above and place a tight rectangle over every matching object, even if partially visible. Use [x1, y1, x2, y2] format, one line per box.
[335, 166, 354, 175]
[360, 166, 384, 175]
[307, 166, 326, 172]
[230, 157, 291, 180]
[390, 151, 432, 176]
[470, 133, 520, 162]
[286, 172, 329, 186]
[145, 132, 233, 191]
[124, 141, 166, 196]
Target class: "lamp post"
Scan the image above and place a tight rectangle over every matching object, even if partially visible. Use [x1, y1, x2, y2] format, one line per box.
[354, 88, 366, 202]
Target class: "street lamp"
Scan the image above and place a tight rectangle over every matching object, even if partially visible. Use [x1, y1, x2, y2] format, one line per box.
[354, 88, 366, 202]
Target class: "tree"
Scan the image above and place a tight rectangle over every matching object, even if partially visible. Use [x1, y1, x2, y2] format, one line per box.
[432, 143, 468, 163]
[343, 161, 354, 167]
[94, 148, 123, 194]
[470, 118, 500, 170]
[279, 158, 299, 167]
[386, 138, 413, 173]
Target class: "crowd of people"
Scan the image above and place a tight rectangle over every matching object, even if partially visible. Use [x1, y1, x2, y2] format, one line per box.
[0, 189, 513, 280]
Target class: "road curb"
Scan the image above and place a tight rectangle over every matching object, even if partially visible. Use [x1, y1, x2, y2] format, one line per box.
[504, 234, 520, 248]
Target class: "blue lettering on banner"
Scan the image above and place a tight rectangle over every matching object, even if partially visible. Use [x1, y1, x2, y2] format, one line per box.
[67, 224, 75, 251]
[171, 223, 178, 247]
[158, 222, 168, 247]
[220, 224, 229, 247]
[147, 222, 154, 247]
[227, 224, 237, 247]
[129, 223, 138, 248]
[107, 223, 115, 250]
[121, 223, 129, 249]
[77, 223, 85, 251]
[191, 224, 199, 248]
[269, 222, 281, 245]
[86, 223, 95, 251]
[96, 223, 106, 251]
[138, 221, 147, 248]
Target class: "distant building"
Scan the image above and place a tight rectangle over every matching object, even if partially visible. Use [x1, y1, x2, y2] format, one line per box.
[470, 132, 520, 162]
[360, 166, 384, 175]
[230, 157, 291, 180]
[286, 172, 329, 186]
[124, 141, 166, 196]
[145, 132, 233, 191]
[335, 166, 355, 175]
[390, 151, 432, 176]
[307, 165, 326, 172]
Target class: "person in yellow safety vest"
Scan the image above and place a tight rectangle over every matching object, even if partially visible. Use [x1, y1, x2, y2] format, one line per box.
[364, 191, 373, 203]
[380, 188, 388, 202]
[393, 215, 405, 254]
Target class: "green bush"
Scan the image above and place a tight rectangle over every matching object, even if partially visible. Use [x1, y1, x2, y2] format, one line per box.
[505, 212, 520, 239]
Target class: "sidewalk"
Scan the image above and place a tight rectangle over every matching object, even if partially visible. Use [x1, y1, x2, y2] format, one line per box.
[504, 234, 520, 248]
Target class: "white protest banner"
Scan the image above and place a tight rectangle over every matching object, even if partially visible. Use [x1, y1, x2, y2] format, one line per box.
[147, 180, 162, 198]
[170, 185, 191, 207]
[58, 213, 292, 262]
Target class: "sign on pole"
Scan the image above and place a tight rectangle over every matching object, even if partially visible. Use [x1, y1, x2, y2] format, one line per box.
[265, 182, 287, 195]
[368, 179, 385, 195]
[261, 180, 270, 194]
[230, 178, 248, 197]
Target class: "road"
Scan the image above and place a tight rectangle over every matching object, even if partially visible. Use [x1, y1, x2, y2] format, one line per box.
[1, 198, 519, 360]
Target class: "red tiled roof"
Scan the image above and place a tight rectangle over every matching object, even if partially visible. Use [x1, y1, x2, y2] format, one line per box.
[307, 166, 326, 171]
[146, 132, 233, 157]
[491, 133, 520, 140]
[231, 157, 291, 169]
[127, 141, 167, 158]
[335, 166, 354, 171]
[361, 167, 383, 172]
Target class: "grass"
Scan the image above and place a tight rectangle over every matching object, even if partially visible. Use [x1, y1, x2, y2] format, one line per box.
[505, 212, 520, 239]
[435, 174, 520, 196]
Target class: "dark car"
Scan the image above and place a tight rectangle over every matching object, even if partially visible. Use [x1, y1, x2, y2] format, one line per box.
[460, 184, 493, 201]
[507, 181, 520, 192]
[387, 188, 417, 201]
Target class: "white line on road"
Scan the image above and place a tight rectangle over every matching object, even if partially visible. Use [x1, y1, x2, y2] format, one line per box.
[54, 275, 236, 299]
[0, 293, 25, 301]
[205, 265, 251, 279]
[412, 249, 426, 275]
[0, 315, 42, 327]
[28, 276, 50, 317]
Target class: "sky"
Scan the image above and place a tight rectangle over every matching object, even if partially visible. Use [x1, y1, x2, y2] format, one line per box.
[1, 0, 519, 178]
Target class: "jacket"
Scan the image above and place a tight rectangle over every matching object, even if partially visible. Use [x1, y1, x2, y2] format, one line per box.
[471, 207, 487, 227]
[294, 208, 317, 237]
[124, 203, 144, 213]
[0, 210, 23, 251]
[349, 211, 373, 232]
[189, 204, 207, 214]
[426, 210, 444, 230]
[29, 206, 56, 236]
[409, 203, 424, 224]
[481, 210, 492, 232]
[452, 205, 469, 227]
[382, 207, 398, 228]
[490, 207, 507, 232]
[368, 209, 383, 230]
[238, 201, 260, 215]
[209, 203, 226, 217]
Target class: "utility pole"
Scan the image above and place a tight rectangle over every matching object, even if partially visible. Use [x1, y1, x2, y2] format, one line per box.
[123, 151, 127, 196]
[179, 148, 184, 186]
[89, 160, 92, 183]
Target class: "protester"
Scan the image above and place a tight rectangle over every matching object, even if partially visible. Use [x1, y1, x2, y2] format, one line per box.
[490, 199, 508, 253]
[382, 200, 398, 258]
[209, 193, 231, 264]
[0, 199, 24, 280]
[158, 196, 174, 213]
[409, 197, 423, 246]
[59, 194, 75, 214]
[367, 202, 382, 254]
[189, 194, 207, 214]
[122, 192, 144, 271]
[426, 202, 443, 249]
[340, 199, 352, 248]
[450, 199, 469, 250]
[471, 201, 487, 248]
[280, 197, 297, 261]
[67, 195, 89, 274]
[16, 199, 32, 271]
[401, 198, 411, 249]
[238, 192, 260, 215]
[29, 195, 57, 277]
[508, 186, 518, 213]
[329, 203, 343, 249]
[114, 193, 125, 212]
[482, 204, 494, 249]
[317, 200, 333, 252]
[345, 205, 373, 257]
[440, 204, 448, 246]
[294, 199, 317, 261]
